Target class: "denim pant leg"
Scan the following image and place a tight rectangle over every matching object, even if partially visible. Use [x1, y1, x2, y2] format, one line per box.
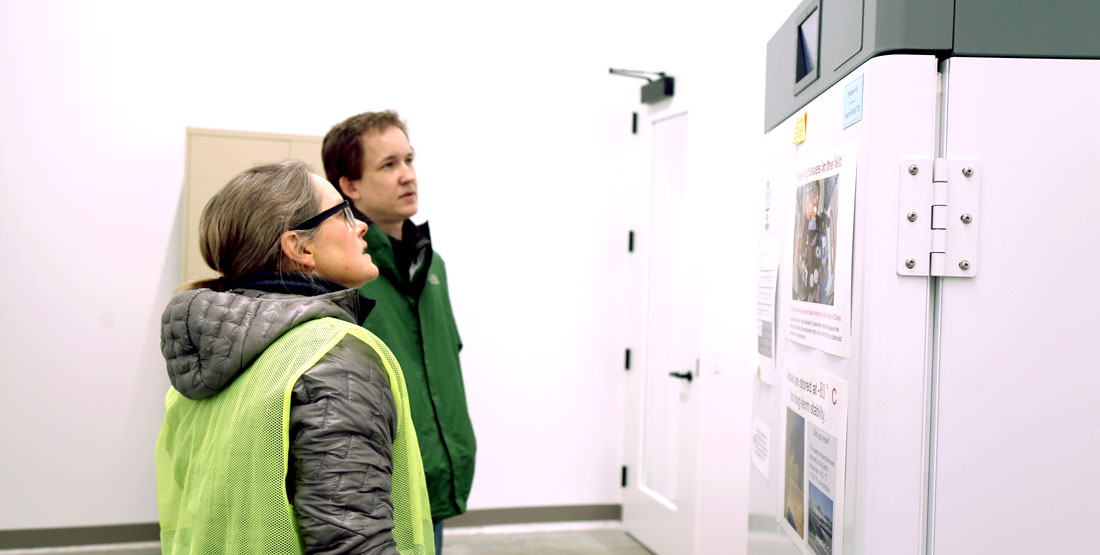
[433, 519, 444, 554]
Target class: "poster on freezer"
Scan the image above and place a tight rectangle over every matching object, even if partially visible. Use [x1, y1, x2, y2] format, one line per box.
[786, 146, 856, 358]
[779, 364, 849, 555]
[758, 180, 780, 384]
[757, 253, 779, 383]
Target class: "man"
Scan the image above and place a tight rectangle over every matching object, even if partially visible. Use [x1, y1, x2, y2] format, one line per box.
[322, 111, 476, 553]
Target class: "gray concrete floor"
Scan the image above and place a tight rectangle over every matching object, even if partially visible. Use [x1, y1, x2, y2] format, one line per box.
[444, 526, 653, 555]
[0, 525, 653, 555]
[0, 544, 160, 554]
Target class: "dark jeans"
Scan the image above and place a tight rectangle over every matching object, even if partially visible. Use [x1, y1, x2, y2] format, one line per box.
[433, 519, 444, 554]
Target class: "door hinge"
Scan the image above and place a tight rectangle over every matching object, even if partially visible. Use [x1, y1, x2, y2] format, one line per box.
[621, 465, 628, 488]
[897, 158, 981, 277]
[628, 230, 635, 252]
[624, 348, 631, 370]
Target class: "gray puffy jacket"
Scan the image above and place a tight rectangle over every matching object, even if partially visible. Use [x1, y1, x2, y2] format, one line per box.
[161, 286, 400, 555]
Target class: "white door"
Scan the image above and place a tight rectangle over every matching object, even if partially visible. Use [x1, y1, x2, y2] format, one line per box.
[623, 106, 702, 555]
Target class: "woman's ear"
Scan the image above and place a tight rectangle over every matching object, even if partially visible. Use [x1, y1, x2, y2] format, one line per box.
[280, 230, 315, 271]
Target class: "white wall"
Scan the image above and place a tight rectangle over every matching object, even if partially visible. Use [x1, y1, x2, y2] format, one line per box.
[0, 0, 798, 547]
[669, 3, 800, 553]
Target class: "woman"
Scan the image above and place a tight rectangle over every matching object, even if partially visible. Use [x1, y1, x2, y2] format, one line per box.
[154, 160, 433, 554]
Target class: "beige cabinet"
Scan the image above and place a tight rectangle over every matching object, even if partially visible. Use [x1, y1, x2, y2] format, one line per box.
[182, 128, 324, 283]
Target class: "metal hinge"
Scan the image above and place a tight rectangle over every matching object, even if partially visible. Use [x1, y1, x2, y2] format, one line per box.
[897, 159, 981, 277]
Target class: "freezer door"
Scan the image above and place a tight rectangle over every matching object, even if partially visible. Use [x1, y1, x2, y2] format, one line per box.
[932, 57, 1100, 555]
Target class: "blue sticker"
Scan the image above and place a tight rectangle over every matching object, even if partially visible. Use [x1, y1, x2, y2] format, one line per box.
[842, 75, 863, 129]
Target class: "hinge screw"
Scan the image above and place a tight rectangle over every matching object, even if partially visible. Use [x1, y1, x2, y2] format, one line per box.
[959, 260, 971, 270]
[962, 167, 974, 178]
[960, 213, 972, 224]
[907, 211, 918, 222]
[908, 165, 919, 176]
[905, 258, 917, 269]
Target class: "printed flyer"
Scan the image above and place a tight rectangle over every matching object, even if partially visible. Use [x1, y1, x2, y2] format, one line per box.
[757, 254, 779, 383]
[785, 146, 856, 358]
[780, 364, 849, 555]
[752, 416, 771, 478]
[758, 180, 780, 384]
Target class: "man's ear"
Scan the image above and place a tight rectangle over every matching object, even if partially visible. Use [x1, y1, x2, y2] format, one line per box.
[280, 230, 315, 271]
[338, 176, 361, 201]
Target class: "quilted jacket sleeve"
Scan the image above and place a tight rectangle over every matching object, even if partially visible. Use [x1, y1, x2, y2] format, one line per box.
[288, 334, 399, 555]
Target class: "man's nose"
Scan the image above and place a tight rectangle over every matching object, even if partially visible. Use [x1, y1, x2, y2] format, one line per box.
[399, 162, 416, 183]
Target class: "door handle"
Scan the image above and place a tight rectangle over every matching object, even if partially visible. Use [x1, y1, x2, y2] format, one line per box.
[668, 370, 693, 383]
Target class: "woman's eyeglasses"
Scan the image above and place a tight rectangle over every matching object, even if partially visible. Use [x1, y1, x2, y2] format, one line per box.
[291, 200, 356, 231]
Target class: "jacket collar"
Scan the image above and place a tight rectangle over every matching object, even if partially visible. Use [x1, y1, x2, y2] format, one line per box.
[231, 271, 376, 324]
[161, 283, 371, 400]
[355, 208, 433, 290]
[350, 206, 431, 247]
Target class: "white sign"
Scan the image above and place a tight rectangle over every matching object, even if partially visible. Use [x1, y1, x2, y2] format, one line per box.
[779, 364, 849, 555]
[757, 252, 779, 383]
[758, 180, 780, 383]
[785, 146, 857, 358]
[752, 417, 771, 478]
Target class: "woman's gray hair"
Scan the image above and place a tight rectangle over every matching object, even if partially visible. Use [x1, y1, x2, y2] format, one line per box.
[185, 159, 321, 291]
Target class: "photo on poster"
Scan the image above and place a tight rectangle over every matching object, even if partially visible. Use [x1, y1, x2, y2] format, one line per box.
[792, 174, 839, 305]
[808, 482, 834, 555]
[758, 318, 775, 357]
[784, 407, 806, 538]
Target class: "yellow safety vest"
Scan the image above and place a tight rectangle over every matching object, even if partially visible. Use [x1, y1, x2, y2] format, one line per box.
[155, 317, 433, 554]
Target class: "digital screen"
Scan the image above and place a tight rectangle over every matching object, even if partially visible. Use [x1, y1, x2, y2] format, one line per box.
[796, 8, 819, 83]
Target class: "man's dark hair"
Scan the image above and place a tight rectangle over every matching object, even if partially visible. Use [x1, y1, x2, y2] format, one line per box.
[321, 110, 409, 198]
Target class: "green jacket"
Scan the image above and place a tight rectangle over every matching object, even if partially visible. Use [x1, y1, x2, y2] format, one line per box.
[360, 221, 476, 521]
